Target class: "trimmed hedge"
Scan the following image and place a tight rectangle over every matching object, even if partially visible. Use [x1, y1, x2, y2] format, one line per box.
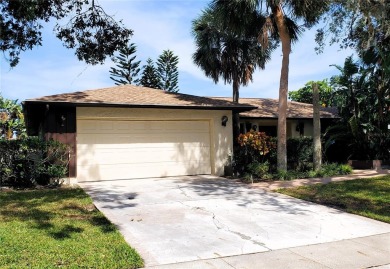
[0, 138, 69, 188]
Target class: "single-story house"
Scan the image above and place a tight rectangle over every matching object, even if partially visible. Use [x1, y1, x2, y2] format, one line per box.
[24, 85, 339, 182]
[23, 85, 255, 182]
[213, 98, 339, 137]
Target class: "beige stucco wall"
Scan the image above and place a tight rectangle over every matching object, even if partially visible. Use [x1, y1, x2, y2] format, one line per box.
[288, 120, 314, 138]
[240, 118, 314, 138]
[77, 107, 233, 176]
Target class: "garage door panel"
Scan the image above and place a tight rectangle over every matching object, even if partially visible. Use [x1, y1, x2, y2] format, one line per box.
[78, 147, 211, 166]
[77, 161, 211, 182]
[77, 141, 210, 150]
[77, 134, 211, 145]
[77, 119, 212, 181]
[78, 120, 210, 134]
[78, 128, 210, 135]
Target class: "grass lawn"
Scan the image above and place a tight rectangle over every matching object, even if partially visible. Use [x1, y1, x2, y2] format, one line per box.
[0, 187, 143, 269]
[277, 175, 390, 224]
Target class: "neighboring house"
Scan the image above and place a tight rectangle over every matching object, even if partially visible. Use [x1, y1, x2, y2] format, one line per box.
[23, 85, 254, 182]
[213, 98, 339, 137]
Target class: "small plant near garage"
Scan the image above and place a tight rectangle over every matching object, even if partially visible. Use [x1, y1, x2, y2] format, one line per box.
[0, 137, 69, 188]
[233, 132, 352, 182]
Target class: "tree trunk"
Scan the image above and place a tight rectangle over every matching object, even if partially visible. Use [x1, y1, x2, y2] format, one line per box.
[232, 77, 240, 146]
[274, 5, 290, 172]
[233, 77, 239, 103]
[313, 82, 322, 170]
[6, 127, 12, 140]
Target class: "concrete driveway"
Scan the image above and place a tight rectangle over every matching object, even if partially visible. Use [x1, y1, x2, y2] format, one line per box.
[79, 176, 390, 267]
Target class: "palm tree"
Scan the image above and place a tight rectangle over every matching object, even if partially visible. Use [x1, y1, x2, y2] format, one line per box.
[209, 0, 328, 171]
[192, 8, 273, 142]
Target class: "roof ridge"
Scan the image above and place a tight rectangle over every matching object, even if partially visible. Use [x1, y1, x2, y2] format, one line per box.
[23, 84, 257, 112]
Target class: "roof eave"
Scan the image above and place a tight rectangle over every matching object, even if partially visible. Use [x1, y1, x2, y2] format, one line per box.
[239, 116, 340, 119]
[23, 100, 256, 112]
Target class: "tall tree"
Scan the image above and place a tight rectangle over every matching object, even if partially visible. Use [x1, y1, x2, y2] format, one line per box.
[156, 50, 180, 92]
[192, 7, 273, 142]
[289, 80, 334, 107]
[109, 43, 141, 85]
[316, 1, 390, 120]
[139, 58, 161, 89]
[210, 0, 329, 171]
[316, 0, 390, 54]
[327, 54, 390, 160]
[0, 0, 132, 67]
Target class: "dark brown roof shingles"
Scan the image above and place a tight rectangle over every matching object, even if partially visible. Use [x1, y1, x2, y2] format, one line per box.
[212, 98, 339, 119]
[25, 85, 255, 111]
[25, 85, 339, 118]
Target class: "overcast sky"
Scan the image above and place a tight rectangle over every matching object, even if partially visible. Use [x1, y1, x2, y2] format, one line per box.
[0, 0, 354, 102]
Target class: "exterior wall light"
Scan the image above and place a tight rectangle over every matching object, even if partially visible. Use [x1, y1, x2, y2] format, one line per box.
[221, 115, 228, 126]
[60, 115, 66, 127]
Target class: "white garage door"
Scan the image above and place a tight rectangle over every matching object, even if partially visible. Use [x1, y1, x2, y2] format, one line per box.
[77, 119, 212, 182]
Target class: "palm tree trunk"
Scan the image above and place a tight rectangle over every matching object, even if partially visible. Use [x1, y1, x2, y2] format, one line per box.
[274, 5, 290, 171]
[313, 82, 322, 170]
[232, 77, 240, 146]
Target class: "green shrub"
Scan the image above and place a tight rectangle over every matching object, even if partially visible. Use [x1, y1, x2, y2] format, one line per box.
[306, 170, 318, 178]
[270, 163, 352, 181]
[316, 163, 353, 177]
[247, 161, 271, 179]
[287, 137, 313, 171]
[339, 164, 353, 174]
[242, 173, 254, 183]
[0, 138, 69, 187]
[274, 170, 306, 180]
[233, 131, 276, 175]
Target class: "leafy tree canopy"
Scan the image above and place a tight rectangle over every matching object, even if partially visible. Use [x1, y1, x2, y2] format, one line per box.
[325, 54, 390, 160]
[316, 0, 390, 54]
[288, 80, 334, 107]
[0, 0, 133, 67]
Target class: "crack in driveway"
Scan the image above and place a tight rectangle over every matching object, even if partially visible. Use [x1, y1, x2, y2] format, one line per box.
[177, 185, 192, 199]
[179, 199, 272, 251]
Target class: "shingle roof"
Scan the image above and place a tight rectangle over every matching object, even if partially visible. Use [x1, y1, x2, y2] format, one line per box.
[212, 98, 339, 119]
[24, 85, 255, 111]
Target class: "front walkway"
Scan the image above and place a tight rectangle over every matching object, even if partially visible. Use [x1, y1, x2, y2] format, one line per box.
[250, 169, 390, 191]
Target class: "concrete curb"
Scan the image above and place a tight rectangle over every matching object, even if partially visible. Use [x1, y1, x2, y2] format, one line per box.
[249, 169, 390, 191]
